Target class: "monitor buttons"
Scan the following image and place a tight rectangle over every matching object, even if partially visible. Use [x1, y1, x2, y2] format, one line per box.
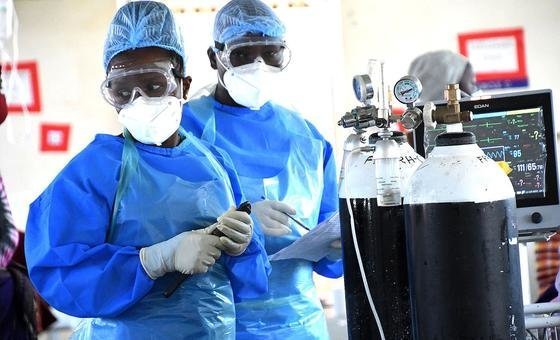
[531, 212, 543, 224]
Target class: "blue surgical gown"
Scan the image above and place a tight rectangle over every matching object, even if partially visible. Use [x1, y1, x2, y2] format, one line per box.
[25, 132, 269, 339]
[182, 95, 343, 339]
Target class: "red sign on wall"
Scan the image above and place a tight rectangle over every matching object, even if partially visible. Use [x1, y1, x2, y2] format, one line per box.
[458, 28, 528, 89]
[40, 123, 70, 152]
[1, 61, 42, 112]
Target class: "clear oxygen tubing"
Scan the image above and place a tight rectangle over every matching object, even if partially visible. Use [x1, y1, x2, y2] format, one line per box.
[343, 146, 386, 340]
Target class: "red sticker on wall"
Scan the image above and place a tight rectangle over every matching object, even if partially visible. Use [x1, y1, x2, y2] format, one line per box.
[40, 123, 70, 152]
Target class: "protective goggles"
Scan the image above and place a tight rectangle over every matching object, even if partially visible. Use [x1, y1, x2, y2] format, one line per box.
[215, 36, 291, 70]
[101, 61, 179, 108]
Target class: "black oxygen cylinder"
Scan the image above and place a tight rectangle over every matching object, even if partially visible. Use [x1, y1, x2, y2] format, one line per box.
[404, 132, 525, 339]
[339, 131, 423, 340]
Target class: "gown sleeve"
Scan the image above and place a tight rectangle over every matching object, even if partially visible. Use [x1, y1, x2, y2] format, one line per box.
[25, 144, 154, 318]
[209, 144, 271, 301]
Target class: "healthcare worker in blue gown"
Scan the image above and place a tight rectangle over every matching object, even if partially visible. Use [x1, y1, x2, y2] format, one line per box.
[24, 2, 269, 339]
[181, 0, 343, 338]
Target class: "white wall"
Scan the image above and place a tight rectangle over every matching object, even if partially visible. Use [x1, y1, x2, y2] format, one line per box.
[0, 0, 119, 230]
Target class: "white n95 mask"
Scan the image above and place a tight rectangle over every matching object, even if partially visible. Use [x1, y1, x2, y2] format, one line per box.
[118, 96, 183, 146]
[222, 60, 280, 110]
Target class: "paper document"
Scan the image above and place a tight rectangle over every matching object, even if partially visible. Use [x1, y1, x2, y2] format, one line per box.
[269, 213, 341, 262]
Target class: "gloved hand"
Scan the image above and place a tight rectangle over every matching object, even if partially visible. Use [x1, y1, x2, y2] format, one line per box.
[198, 207, 253, 256]
[139, 231, 224, 280]
[252, 200, 297, 236]
[326, 239, 342, 261]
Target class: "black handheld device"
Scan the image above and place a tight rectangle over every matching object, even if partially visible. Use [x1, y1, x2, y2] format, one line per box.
[163, 201, 252, 298]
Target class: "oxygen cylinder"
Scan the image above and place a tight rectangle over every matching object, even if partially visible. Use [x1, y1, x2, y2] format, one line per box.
[404, 131, 525, 339]
[339, 130, 423, 340]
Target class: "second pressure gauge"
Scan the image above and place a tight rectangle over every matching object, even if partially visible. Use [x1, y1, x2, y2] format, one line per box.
[394, 75, 422, 104]
[352, 74, 374, 103]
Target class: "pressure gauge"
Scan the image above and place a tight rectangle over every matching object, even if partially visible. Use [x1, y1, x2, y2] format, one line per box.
[352, 74, 374, 103]
[394, 75, 422, 104]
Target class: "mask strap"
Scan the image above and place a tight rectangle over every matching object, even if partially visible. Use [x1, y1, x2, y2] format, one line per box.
[215, 53, 231, 91]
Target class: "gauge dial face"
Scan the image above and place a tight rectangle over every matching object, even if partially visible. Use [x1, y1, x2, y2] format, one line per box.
[352, 74, 374, 102]
[394, 76, 422, 104]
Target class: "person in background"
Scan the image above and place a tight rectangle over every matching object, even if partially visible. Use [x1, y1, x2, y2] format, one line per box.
[181, 0, 343, 338]
[11, 229, 57, 335]
[1, 65, 37, 339]
[536, 234, 560, 302]
[408, 49, 480, 103]
[25, 2, 268, 339]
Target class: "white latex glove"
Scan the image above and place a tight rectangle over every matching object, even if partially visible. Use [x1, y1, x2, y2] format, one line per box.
[326, 239, 342, 261]
[139, 231, 224, 280]
[198, 207, 253, 256]
[252, 200, 297, 236]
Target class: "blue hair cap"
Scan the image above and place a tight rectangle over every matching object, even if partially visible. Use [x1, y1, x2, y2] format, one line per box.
[213, 0, 286, 45]
[103, 1, 187, 76]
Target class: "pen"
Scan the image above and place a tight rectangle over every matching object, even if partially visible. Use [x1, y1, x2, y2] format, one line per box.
[283, 212, 310, 231]
[260, 196, 309, 231]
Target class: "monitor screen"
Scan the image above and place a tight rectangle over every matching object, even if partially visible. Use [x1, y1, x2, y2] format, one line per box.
[412, 90, 559, 235]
